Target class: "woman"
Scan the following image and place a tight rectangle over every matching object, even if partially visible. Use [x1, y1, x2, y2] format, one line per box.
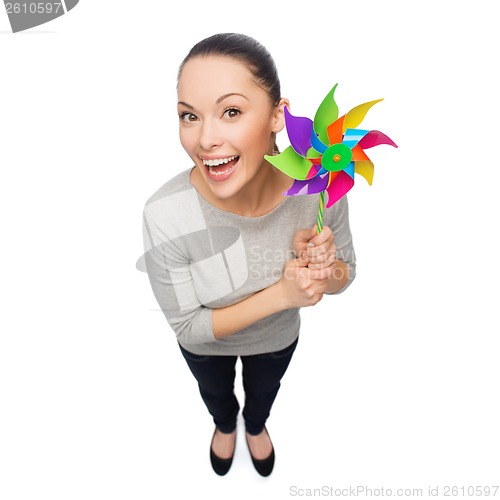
[141, 33, 356, 476]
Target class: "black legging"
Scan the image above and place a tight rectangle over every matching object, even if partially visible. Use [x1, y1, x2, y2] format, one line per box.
[178, 336, 299, 435]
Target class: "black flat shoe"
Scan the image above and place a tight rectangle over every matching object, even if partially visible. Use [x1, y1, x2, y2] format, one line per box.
[245, 426, 275, 477]
[210, 428, 236, 476]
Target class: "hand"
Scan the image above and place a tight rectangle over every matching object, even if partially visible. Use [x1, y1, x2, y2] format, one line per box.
[293, 225, 337, 276]
[276, 258, 328, 309]
[292, 226, 317, 265]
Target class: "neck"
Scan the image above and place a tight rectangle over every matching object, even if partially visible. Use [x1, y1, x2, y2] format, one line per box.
[233, 160, 295, 217]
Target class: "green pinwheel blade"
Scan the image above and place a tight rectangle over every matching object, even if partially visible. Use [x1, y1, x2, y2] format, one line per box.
[313, 83, 339, 145]
[306, 147, 321, 159]
[265, 146, 312, 180]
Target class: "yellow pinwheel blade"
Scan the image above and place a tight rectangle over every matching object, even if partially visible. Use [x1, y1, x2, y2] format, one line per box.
[342, 99, 384, 133]
[354, 161, 374, 185]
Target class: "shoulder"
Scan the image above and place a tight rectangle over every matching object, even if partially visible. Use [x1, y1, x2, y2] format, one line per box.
[142, 167, 203, 225]
[144, 168, 193, 207]
[324, 194, 350, 219]
[142, 167, 207, 241]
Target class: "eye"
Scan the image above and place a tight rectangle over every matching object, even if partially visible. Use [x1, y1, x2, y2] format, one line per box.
[223, 108, 241, 119]
[179, 112, 198, 123]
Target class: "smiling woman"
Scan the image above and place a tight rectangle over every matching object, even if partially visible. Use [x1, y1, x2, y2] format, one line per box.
[176, 54, 290, 213]
[140, 32, 357, 477]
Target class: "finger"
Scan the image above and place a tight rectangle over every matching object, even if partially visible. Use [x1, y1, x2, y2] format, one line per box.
[296, 248, 310, 265]
[308, 266, 334, 280]
[310, 251, 335, 268]
[307, 248, 331, 264]
[296, 255, 310, 268]
[307, 253, 337, 269]
[305, 279, 327, 296]
[307, 234, 335, 259]
[307, 239, 334, 260]
[294, 226, 318, 243]
[307, 225, 333, 248]
[284, 259, 306, 277]
[315, 280, 328, 294]
[307, 261, 323, 270]
[294, 257, 311, 270]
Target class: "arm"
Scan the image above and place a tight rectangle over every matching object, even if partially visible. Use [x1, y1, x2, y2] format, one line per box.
[212, 281, 287, 339]
[142, 199, 328, 344]
[142, 204, 293, 345]
[141, 206, 216, 346]
[213, 251, 333, 338]
[324, 259, 349, 294]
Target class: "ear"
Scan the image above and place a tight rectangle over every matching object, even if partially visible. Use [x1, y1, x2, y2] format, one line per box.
[271, 97, 290, 134]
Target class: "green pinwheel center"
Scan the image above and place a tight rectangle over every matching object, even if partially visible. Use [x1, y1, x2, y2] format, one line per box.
[322, 143, 352, 172]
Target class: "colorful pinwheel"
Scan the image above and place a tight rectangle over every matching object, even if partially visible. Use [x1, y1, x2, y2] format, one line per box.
[265, 84, 397, 233]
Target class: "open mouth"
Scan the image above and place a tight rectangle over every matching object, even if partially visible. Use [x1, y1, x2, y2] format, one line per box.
[202, 155, 240, 182]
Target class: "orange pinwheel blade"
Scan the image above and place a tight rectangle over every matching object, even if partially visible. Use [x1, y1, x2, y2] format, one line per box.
[351, 144, 370, 162]
[327, 115, 345, 145]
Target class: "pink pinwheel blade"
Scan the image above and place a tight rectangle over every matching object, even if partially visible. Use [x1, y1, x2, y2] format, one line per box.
[305, 164, 322, 180]
[325, 171, 354, 207]
[358, 130, 398, 149]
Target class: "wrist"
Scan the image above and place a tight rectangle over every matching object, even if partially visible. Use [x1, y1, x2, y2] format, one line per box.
[325, 259, 349, 294]
[270, 280, 290, 311]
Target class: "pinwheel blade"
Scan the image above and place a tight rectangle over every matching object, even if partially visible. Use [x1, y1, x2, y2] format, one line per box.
[358, 130, 398, 149]
[266, 84, 395, 213]
[264, 146, 312, 180]
[342, 99, 384, 133]
[305, 164, 322, 180]
[306, 147, 322, 159]
[325, 171, 354, 207]
[342, 128, 370, 149]
[327, 115, 345, 145]
[354, 161, 374, 185]
[284, 106, 314, 157]
[344, 161, 355, 179]
[284, 171, 330, 196]
[314, 84, 339, 145]
[351, 144, 370, 161]
[310, 130, 327, 154]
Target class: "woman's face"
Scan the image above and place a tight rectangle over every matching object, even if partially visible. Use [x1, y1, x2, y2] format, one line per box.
[177, 55, 286, 200]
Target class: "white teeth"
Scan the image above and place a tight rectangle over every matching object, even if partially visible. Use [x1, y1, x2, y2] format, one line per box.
[202, 155, 238, 167]
[208, 164, 235, 176]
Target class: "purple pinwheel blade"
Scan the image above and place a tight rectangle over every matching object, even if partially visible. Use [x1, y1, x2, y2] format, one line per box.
[284, 106, 314, 158]
[284, 171, 330, 196]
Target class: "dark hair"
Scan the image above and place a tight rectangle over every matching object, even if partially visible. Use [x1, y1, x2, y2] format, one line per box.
[177, 33, 281, 107]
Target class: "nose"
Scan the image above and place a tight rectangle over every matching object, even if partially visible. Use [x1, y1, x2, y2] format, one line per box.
[199, 119, 222, 151]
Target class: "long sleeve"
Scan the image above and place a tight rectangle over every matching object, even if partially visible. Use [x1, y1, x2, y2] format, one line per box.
[322, 195, 356, 295]
[136, 167, 356, 356]
[141, 204, 217, 346]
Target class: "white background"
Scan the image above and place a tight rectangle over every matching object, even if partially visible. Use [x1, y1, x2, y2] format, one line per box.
[1, 0, 499, 498]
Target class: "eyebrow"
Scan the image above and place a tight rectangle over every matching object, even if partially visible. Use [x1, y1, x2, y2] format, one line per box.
[177, 93, 249, 110]
[216, 93, 249, 104]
